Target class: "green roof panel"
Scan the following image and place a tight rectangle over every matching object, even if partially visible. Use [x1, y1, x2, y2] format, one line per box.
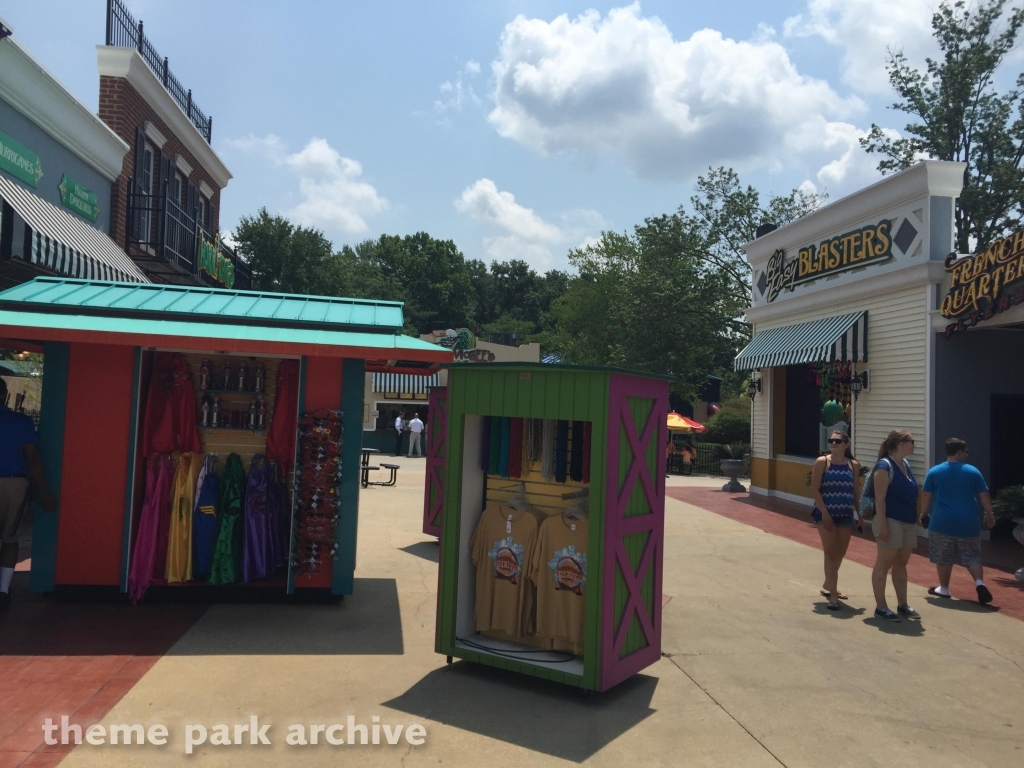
[0, 278, 406, 332]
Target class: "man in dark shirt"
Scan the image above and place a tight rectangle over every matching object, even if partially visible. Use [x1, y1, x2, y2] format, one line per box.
[0, 378, 56, 610]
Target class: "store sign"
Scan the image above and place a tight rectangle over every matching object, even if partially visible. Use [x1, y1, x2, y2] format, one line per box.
[453, 348, 496, 363]
[197, 232, 235, 289]
[429, 328, 496, 362]
[0, 128, 43, 188]
[940, 228, 1024, 336]
[765, 219, 893, 302]
[57, 174, 99, 221]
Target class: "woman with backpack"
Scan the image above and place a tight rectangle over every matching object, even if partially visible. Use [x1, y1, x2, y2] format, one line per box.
[866, 429, 920, 622]
[810, 430, 860, 611]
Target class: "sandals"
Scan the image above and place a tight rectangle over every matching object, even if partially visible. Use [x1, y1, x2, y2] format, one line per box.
[820, 590, 848, 600]
[825, 601, 841, 611]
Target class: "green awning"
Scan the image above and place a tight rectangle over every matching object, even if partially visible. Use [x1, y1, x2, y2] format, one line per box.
[734, 311, 868, 371]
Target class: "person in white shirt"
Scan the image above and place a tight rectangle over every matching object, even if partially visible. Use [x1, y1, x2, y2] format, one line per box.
[394, 414, 405, 456]
[408, 414, 424, 457]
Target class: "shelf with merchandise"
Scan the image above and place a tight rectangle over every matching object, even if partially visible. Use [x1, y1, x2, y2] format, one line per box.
[198, 425, 266, 434]
[196, 388, 267, 396]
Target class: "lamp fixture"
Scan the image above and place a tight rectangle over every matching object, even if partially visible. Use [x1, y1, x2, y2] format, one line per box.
[849, 371, 869, 399]
[747, 376, 762, 400]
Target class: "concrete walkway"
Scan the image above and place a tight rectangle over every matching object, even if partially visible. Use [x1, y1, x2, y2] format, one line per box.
[14, 460, 1024, 766]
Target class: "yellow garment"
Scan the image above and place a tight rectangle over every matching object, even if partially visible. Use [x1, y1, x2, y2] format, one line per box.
[166, 452, 200, 583]
[529, 514, 588, 654]
[470, 505, 538, 639]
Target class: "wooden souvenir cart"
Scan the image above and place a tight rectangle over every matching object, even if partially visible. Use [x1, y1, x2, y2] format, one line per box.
[0, 277, 450, 599]
[430, 363, 670, 691]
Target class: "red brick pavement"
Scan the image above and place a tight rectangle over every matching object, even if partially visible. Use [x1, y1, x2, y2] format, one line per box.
[0, 574, 205, 767]
[666, 486, 1024, 622]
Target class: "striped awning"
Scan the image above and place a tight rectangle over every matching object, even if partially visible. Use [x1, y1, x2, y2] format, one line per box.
[372, 372, 440, 394]
[0, 174, 147, 283]
[735, 311, 867, 371]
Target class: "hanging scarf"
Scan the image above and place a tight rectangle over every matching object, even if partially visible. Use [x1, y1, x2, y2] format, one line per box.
[488, 416, 502, 476]
[141, 353, 201, 457]
[508, 418, 524, 478]
[481, 416, 491, 472]
[208, 453, 246, 585]
[555, 420, 569, 483]
[166, 452, 200, 583]
[527, 418, 543, 463]
[242, 455, 273, 583]
[497, 417, 511, 478]
[266, 360, 300, 475]
[541, 419, 556, 481]
[267, 460, 290, 570]
[127, 453, 174, 604]
[569, 421, 585, 482]
[582, 422, 592, 484]
[192, 456, 220, 578]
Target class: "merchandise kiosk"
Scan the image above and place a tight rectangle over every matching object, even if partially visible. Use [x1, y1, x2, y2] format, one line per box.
[0, 277, 450, 599]
[432, 363, 670, 691]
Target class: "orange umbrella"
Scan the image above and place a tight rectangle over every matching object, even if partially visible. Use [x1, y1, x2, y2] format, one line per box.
[667, 411, 707, 433]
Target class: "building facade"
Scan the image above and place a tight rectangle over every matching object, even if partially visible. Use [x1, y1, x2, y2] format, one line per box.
[96, 0, 250, 288]
[737, 161, 970, 503]
[0, 21, 147, 290]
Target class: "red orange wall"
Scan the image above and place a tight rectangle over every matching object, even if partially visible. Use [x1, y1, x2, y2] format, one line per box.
[56, 343, 136, 585]
[297, 357, 343, 588]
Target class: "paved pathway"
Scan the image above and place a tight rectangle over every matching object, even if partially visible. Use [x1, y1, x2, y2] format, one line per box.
[2, 462, 1022, 767]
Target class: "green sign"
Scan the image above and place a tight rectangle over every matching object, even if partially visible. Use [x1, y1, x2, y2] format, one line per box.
[197, 232, 235, 289]
[58, 174, 99, 222]
[0, 128, 43, 188]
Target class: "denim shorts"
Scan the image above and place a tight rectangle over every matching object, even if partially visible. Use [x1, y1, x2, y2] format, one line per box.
[812, 509, 855, 527]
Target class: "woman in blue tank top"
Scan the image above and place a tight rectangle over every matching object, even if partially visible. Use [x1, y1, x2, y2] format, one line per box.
[811, 430, 860, 610]
[870, 429, 920, 622]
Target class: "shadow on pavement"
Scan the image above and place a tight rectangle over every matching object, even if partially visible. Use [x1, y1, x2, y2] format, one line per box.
[383, 662, 657, 762]
[862, 616, 926, 636]
[167, 577, 403, 655]
[924, 596, 1000, 613]
[400, 541, 439, 563]
[811, 602, 868, 619]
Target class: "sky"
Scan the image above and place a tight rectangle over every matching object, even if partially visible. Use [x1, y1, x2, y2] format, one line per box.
[1, 0, 972, 272]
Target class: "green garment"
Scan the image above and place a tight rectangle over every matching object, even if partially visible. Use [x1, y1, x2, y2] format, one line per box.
[208, 453, 246, 585]
[822, 400, 844, 426]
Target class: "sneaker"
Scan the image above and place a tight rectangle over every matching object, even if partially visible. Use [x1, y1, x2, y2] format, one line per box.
[976, 584, 993, 605]
[897, 604, 920, 619]
[874, 607, 900, 622]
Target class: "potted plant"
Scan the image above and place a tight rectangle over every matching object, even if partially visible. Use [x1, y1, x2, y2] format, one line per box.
[714, 442, 750, 493]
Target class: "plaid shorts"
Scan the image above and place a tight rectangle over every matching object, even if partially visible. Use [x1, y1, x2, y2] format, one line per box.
[928, 531, 982, 567]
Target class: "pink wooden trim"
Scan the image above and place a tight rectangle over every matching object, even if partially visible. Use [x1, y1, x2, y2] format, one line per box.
[600, 374, 668, 690]
[422, 387, 447, 537]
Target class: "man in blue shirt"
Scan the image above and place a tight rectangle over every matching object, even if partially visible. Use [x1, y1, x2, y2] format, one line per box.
[922, 438, 995, 605]
[0, 378, 56, 610]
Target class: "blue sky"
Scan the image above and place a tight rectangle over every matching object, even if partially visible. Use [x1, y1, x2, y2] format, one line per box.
[4, 1, 952, 271]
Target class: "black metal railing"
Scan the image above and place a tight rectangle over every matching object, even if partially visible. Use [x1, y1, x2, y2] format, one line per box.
[105, 0, 213, 143]
[667, 440, 750, 478]
[126, 178, 250, 289]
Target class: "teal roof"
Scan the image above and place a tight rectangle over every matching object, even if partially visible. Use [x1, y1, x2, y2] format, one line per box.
[0, 278, 405, 333]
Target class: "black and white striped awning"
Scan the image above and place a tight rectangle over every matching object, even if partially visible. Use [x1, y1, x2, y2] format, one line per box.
[735, 311, 867, 371]
[0, 174, 147, 283]
[372, 372, 440, 394]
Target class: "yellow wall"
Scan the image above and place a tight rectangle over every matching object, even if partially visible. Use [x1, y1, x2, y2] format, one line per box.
[749, 457, 815, 501]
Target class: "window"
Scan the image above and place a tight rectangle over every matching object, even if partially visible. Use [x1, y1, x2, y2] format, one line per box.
[173, 171, 184, 207]
[198, 195, 208, 233]
[139, 142, 155, 243]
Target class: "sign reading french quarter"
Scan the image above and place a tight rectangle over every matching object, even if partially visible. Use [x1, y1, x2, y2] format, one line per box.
[941, 228, 1024, 337]
[764, 219, 893, 302]
[58, 174, 99, 222]
[0, 128, 43, 188]
[197, 232, 235, 289]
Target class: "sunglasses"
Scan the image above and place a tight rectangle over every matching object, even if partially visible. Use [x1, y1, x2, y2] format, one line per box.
[827, 438, 848, 444]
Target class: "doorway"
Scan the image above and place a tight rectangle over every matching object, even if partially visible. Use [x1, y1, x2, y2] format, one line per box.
[990, 394, 1024, 492]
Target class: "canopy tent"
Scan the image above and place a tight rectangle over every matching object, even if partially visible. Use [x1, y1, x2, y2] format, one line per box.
[734, 311, 867, 371]
[667, 411, 706, 433]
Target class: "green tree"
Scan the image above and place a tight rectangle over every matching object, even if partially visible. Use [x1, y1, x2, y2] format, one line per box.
[860, 0, 1024, 252]
[550, 213, 749, 400]
[703, 394, 752, 444]
[688, 167, 827, 307]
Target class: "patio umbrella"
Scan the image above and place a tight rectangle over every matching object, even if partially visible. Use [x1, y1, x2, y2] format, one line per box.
[667, 411, 707, 433]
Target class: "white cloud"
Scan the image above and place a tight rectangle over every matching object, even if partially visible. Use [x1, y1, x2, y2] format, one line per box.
[487, 3, 867, 182]
[434, 61, 483, 126]
[224, 135, 388, 235]
[784, 0, 937, 94]
[455, 178, 606, 270]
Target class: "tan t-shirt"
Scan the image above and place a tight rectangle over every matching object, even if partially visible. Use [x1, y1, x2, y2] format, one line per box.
[529, 514, 588, 653]
[470, 505, 539, 638]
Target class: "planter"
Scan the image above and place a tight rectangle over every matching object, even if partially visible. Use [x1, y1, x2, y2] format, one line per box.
[720, 459, 747, 493]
